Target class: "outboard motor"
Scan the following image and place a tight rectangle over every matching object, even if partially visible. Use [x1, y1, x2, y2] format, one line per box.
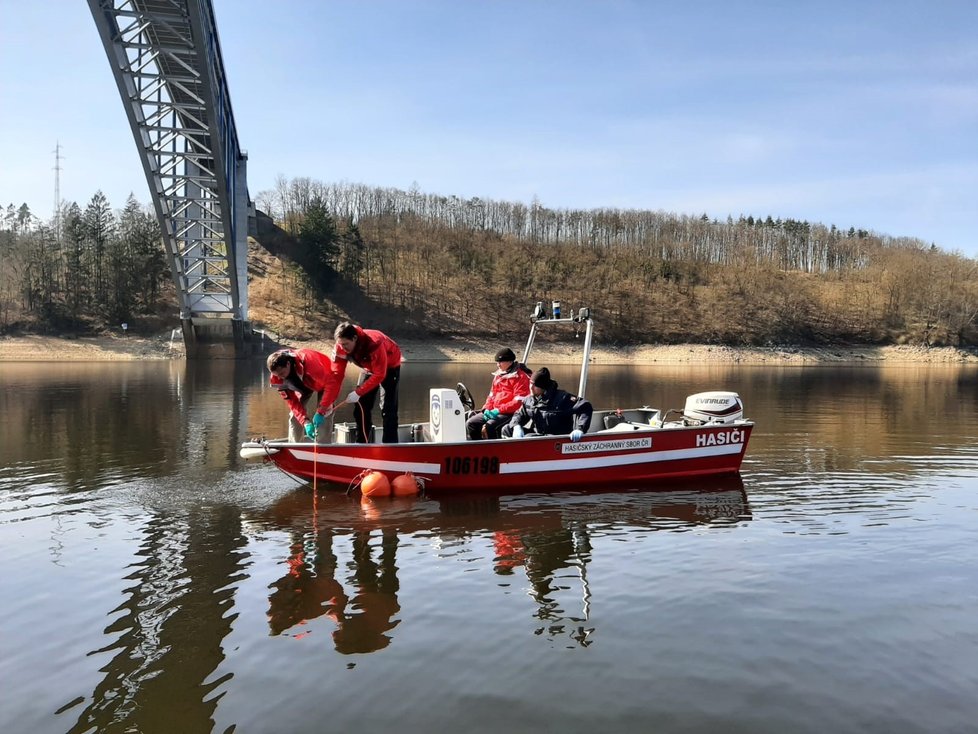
[683, 391, 744, 425]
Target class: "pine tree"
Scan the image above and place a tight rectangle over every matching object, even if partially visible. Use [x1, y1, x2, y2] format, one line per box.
[83, 191, 115, 312]
[297, 197, 339, 288]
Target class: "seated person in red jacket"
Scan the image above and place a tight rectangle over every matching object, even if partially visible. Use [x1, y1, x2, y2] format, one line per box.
[466, 347, 531, 440]
[325, 322, 402, 444]
[502, 367, 592, 442]
[267, 348, 339, 444]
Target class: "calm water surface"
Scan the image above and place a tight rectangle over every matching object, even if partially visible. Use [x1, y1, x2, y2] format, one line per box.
[1, 360, 976, 733]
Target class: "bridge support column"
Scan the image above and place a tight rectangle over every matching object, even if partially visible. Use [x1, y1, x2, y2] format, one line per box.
[180, 317, 260, 358]
[232, 319, 247, 355]
[181, 317, 199, 359]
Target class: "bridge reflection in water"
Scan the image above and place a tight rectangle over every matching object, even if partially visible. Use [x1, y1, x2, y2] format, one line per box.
[57, 478, 747, 732]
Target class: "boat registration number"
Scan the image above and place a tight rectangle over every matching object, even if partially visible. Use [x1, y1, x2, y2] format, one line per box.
[443, 456, 500, 475]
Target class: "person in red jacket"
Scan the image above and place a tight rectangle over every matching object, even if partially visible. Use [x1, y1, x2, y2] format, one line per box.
[266, 348, 340, 444]
[465, 347, 532, 440]
[326, 322, 403, 443]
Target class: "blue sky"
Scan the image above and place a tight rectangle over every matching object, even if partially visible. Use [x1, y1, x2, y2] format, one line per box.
[2, 1, 976, 256]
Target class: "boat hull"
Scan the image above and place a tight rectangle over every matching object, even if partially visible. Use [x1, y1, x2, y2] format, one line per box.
[242, 421, 753, 493]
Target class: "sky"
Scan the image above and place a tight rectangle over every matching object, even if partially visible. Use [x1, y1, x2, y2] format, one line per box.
[2, 0, 976, 256]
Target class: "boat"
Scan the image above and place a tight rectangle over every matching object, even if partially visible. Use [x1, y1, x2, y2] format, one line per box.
[240, 303, 754, 493]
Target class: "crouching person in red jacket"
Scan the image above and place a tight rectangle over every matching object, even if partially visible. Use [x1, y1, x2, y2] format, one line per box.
[267, 348, 339, 444]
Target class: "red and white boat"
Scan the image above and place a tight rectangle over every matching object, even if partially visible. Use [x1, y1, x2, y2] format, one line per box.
[241, 305, 753, 493]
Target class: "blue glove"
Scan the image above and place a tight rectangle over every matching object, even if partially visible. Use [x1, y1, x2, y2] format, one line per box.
[483, 408, 500, 421]
[512, 425, 525, 439]
[570, 429, 584, 442]
[304, 422, 316, 440]
[313, 410, 330, 430]
[346, 390, 360, 404]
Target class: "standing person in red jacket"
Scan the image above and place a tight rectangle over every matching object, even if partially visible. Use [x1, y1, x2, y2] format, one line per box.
[465, 347, 531, 440]
[266, 348, 339, 444]
[327, 322, 402, 443]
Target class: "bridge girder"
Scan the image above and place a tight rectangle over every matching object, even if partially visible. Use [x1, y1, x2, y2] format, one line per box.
[89, 0, 251, 336]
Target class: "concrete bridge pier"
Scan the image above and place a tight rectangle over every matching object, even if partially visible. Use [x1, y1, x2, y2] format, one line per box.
[181, 317, 262, 359]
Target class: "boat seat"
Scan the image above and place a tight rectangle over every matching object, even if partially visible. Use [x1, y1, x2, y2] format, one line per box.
[596, 421, 648, 433]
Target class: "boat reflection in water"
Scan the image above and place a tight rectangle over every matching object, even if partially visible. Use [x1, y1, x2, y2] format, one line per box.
[254, 476, 750, 654]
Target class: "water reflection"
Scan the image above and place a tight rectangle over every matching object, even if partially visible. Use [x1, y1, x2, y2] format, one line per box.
[64, 504, 248, 734]
[267, 525, 402, 654]
[0, 360, 259, 494]
[252, 477, 749, 653]
[2, 360, 976, 733]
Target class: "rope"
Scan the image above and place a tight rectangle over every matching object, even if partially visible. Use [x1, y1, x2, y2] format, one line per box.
[346, 468, 372, 496]
[356, 399, 369, 442]
[261, 439, 306, 486]
[312, 440, 319, 527]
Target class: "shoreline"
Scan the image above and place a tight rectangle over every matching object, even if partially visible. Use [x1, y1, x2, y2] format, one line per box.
[1, 333, 977, 365]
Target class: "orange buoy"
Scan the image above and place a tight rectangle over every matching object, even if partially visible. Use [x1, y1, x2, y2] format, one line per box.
[360, 470, 391, 497]
[391, 472, 421, 496]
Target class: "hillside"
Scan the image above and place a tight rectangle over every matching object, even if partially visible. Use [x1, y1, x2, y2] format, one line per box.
[2, 181, 975, 349]
[244, 198, 978, 349]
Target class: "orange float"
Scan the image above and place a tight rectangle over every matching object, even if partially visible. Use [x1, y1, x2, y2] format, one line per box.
[359, 470, 390, 497]
[391, 472, 422, 496]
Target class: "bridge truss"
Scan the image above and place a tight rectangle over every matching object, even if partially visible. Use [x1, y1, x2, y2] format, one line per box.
[89, 0, 252, 351]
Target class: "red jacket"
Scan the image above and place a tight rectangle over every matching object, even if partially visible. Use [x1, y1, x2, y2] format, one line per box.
[483, 363, 531, 414]
[327, 326, 402, 401]
[269, 348, 339, 426]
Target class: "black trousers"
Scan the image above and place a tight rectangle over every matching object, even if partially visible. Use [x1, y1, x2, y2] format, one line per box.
[465, 412, 512, 440]
[355, 366, 400, 443]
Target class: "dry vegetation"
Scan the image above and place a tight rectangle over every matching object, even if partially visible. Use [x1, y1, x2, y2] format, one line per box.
[249, 179, 978, 350]
[4, 180, 977, 357]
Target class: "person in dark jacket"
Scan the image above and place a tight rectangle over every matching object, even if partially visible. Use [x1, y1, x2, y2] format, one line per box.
[267, 348, 339, 444]
[324, 322, 402, 443]
[502, 367, 592, 441]
[466, 347, 532, 440]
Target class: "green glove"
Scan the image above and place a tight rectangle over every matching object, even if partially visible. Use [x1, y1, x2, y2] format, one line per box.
[304, 422, 316, 440]
[312, 411, 328, 430]
[483, 408, 501, 420]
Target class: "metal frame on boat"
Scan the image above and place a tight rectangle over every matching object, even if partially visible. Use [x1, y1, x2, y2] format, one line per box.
[241, 304, 754, 493]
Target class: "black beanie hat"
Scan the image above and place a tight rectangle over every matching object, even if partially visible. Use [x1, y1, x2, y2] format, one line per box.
[531, 367, 553, 389]
[494, 347, 516, 362]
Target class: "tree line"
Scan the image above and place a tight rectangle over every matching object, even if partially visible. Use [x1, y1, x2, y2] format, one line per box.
[4, 177, 977, 347]
[256, 177, 978, 346]
[0, 194, 169, 332]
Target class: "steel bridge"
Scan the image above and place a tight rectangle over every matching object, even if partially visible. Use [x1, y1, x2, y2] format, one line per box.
[89, 0, 254, 356]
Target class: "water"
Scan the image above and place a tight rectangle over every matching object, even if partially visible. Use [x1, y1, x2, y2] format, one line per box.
[1, 360, 977, 733]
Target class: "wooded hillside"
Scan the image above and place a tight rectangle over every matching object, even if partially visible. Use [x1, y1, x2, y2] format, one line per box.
[3, 179, 977, 346]
[251, 178, 978, 346]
